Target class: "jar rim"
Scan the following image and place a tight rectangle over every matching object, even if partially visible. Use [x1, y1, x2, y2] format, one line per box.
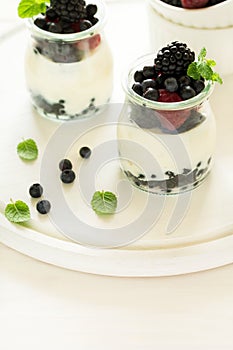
[122, 53, 215, 111]
[26, 0, 106, 42]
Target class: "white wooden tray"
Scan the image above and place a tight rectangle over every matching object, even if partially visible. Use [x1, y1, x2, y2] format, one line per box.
[0, 15, 233, 277]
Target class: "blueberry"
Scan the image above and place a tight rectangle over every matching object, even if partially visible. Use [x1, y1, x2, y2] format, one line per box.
[34, 18, 47, 30]
[86, 4, 98, 17]
[132, 83, 143, 96]
[164, 77, 178, 92]
[79, 146, 91, 159]
[90, 17, 99, 25]
[192, 79, 205, 94]
[36, 200, 51, 214]
[48, 23, 63, 33]
[134, 70, 144, 83]
[180, 86, 196, 100]
[143, 88, 159, 101]
[142, 66, 155, 79]
[60, 169, 76, 184]
[29, 183, 43, 198]
[141, 79, 157, 93]
[178, 75, 191, 87]
[79, 20, 92, 31]
[59, 159, 72, 171]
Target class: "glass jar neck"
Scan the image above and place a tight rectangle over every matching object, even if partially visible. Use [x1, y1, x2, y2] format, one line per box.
[123, 53, 214, 111]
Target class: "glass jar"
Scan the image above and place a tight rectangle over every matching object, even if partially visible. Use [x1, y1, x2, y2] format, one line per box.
[117, 54, 216, 195]
[24, 0, 113, 121]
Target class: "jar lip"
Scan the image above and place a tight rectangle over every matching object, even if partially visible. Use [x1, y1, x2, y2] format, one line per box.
[122, 53, 215, 111]
[26, 0, 106, 41]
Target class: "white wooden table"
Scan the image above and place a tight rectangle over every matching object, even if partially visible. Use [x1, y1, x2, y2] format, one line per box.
[1, 1, 233, 349]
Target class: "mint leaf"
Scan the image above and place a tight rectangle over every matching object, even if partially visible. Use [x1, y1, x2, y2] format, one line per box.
[187, 62, 200, 80]
[198, 62, 213, 81]
[206, 59, 216, 67]
[5, 199, 31, 223]
[18, 0, 48, 18]
[187, 47, 223, 84]
[198, 47, 207, 61]
[17, 138, 38, 160]
[212, 72, 223, 84]
[91, 191, 117, 215]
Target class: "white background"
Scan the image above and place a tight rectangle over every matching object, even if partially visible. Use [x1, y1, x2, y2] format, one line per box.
[1, 1, 233, 349]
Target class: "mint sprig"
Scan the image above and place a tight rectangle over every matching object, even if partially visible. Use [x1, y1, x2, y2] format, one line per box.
[91, 191, 117, 215]
[5, 199, 31, 223]
[187, 47, 223, 84]
[17, 138, 38, 161]
[18, 0, 48, 18]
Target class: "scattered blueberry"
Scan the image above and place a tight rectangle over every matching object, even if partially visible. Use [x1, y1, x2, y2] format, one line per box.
[36, 200, 51, 214]
[29, 183, 43, 198]
[79, 146, 92, 159]
[59, 158, 73, 171]
[60, 169, 76, 184]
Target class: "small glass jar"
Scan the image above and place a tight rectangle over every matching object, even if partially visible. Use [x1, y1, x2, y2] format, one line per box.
[117, 54, 216, 195]
[24, 0, 113, 121]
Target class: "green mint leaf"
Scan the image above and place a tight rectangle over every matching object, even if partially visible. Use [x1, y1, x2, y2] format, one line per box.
[187, 47, 223, 84]
[187, 62, 200, 80]
[198, 47, 207, 61]
[5, 199, 31, 223]
[17, 138, 38, 160]
[206, 59, 216, 67]
[211, 72, 223, 84]
[91, 191, 117, 215]
[18, 0, 47, 18]
[198, 62, 213, 80]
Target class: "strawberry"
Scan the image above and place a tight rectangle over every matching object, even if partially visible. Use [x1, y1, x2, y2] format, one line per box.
[181, 0, 209, 8]
[157, 89, 190, 131]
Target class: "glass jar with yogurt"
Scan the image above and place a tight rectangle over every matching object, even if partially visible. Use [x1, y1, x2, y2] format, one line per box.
[24, 0, 113, 121]
[117, 54, 216, 195]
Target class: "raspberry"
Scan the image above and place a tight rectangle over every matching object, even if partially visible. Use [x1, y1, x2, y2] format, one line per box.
[181, 0, 209, 7]
[157, 90, 190, 130]
[158, 89, 182, 103]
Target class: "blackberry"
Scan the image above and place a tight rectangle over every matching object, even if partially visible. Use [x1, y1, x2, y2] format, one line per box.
[50, 0, 87, 23]
[154, 41, 195, 75]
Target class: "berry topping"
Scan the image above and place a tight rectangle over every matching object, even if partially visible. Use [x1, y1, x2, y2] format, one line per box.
[60, 169, 76, 183]
[164, 77, 178, 92]
[158, 89, 182, 103]
[181, 0, 209, 8]
[134, 70, 144, 83]
[143, 88, 159, 101]
[141, 79, 157, 93]
[79, 146, 92, 159]
[180, 86, 196, 100]
[33, 0, 99, 35]
[29, 183, 43, 198]
[142, 66, 156, 79]
[192, 79, 205, 94]
[36, 200, 51, 214]
[154, 41, 195, 75]
[59, 158, 73, 171]
[132, 83, 143, 95]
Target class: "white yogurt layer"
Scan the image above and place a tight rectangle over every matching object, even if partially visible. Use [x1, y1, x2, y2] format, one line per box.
[25, 37, 113, 118]
[117, 105, 216, 181]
